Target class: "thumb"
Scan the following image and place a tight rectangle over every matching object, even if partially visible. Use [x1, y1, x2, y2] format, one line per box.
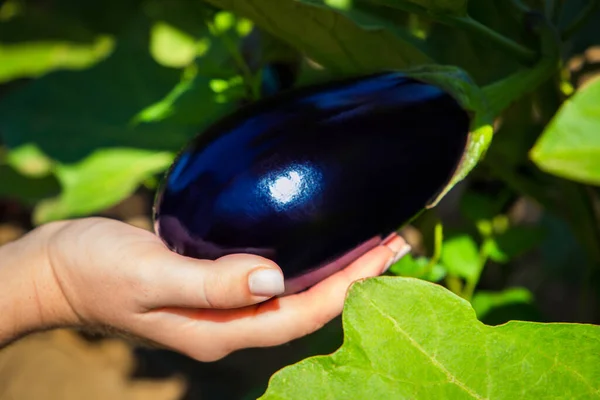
[139, 251, 285, 310]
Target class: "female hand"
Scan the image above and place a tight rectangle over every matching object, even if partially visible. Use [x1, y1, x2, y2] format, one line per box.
[0, 217, 410, 361]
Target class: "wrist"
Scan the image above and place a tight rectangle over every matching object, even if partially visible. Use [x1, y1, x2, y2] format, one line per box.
[0, 221, 77, 346]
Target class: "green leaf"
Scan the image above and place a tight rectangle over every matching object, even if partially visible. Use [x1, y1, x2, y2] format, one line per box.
[471, 287, 534, 320]
[6, 143, 54, 178]
[150, 22, 201, 68]
[261, 277, 600, 399]
[389, 254, 446, 282]
[440, 234, 480, 281]
[203, 0, 433, 74]
[33, 148, 173, 224]
[143, 0, 219, 38]
[0, 37, 114, 83]
[530, 78, 600, 186]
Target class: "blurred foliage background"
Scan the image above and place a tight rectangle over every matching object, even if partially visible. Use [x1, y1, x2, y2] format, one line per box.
[1, 0, 600, 399]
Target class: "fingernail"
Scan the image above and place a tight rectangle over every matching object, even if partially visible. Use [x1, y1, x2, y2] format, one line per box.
[384, 235, 406, 254]
[382, 244, 412, 274]
[248, 268, 285, 297]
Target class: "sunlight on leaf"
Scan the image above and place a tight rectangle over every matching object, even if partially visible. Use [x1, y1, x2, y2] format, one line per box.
[441, 234, 480, 282]
[6, 143, 54, 178]
[531, 77, 600, 186]
[132, 65, 199, 124]
[236, 18, 254, 36]
[33, 148, 174, 224]
[204, 0, 432, 74]
[325, 0, 353, 10]
[214, 11, 236, 33]
[0, 36, 114, 83]
[261, 277, 600, 399]
[150, 21, 200, 68]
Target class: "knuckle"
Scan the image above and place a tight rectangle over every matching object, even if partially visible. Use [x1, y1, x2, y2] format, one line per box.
[201, 270, 236, 309]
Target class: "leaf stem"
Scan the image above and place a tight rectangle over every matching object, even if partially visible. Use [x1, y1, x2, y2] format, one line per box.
[544, 0, 562, 24]
[423, 221, 443, 277]
[463, 238, 492, 301]
[369, 0, 538, 64]
[510, 0, 531, 14]
[482, 13, 560, 117]
[561, 0, 599, 40]
[450, 16, 538, 65]
[207, 20, 261, 100]
[445, 275, 463, 296]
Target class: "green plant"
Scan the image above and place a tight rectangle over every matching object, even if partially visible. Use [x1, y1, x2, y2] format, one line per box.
[2, 0, 600, 398]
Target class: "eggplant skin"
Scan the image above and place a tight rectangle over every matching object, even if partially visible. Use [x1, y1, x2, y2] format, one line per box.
[154, 71, 470, 294]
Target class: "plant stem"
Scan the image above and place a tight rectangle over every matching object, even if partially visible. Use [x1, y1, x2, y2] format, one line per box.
[451, 16, 538, 65]
[423, 221, 443, 277]
[369, 0, 538, 64]
[445, 275, 463, 296]
[207, 21, 261, 101]
[510, 0, 531, 14]
[544, 0, 562, 24]
[463, 238, 492, 301]
[482, 13, 560, 117]
[561, 0, 599, 40]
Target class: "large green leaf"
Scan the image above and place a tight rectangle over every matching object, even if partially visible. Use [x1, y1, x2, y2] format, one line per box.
[203, 0, 432, 74]
[261, 277, 600, 399]
[530, 78, 600, 186]
[33, 148, 173, 224]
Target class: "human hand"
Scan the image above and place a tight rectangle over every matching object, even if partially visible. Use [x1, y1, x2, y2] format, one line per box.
[0, 217, 410, 361]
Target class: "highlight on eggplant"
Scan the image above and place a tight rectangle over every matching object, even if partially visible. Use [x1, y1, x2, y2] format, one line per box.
[153, 71, 471, 295]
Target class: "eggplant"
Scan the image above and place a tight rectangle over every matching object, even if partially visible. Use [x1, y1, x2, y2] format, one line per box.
[153, 71, 470, 294]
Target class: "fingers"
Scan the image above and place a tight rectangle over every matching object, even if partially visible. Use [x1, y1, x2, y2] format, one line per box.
[233, 235, 411, 349]
[138, 250, 285, 311]
[135, 234, 411, 362]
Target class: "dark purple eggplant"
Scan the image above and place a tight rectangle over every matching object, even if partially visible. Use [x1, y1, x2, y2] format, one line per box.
[153, 72, 470, 294]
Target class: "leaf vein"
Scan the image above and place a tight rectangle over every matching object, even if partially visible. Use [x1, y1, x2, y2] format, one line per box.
[366, 293, 486, 400]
